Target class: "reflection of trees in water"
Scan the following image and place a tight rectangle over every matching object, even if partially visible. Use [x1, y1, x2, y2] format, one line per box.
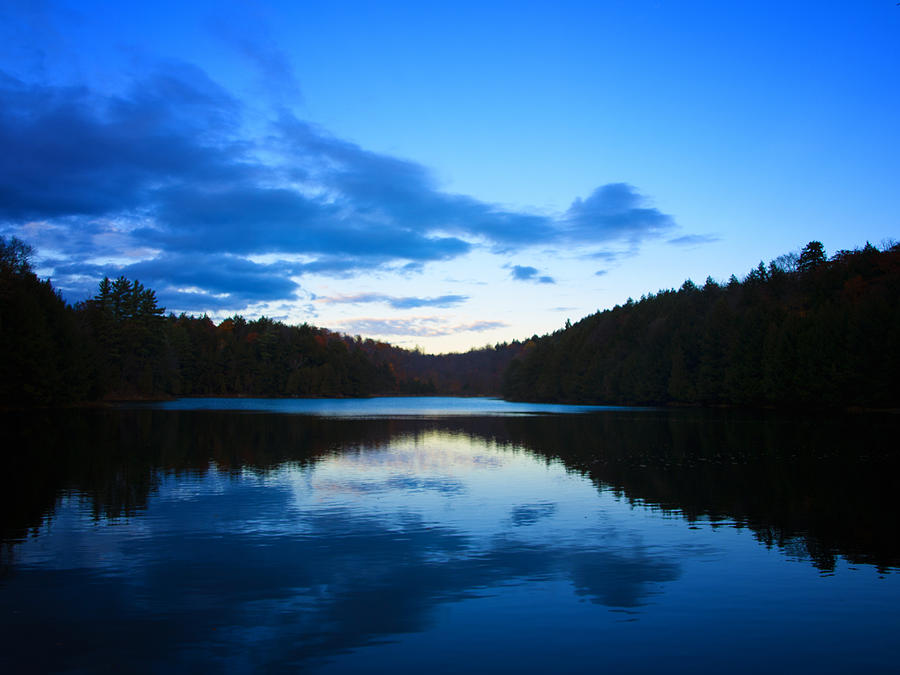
[1, 410, 405, 551]
[2, 408, 898, 572]
[486, 411, 900, 572]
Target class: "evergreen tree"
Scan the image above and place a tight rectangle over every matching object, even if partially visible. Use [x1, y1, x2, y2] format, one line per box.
[0, 237, 89, 405]
[798, 241, 826, 273]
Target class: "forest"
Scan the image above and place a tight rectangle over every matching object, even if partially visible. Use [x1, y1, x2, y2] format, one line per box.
[503, 240, 900, 408]
[0, 237, 521, 405]
[2, 236, 899, 409]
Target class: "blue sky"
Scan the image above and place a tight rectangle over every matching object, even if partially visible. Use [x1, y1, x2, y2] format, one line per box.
[2, 1, 898, 352]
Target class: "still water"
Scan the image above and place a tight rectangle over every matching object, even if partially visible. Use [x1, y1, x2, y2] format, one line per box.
[2, 399, 899, 673]
[146, 395, 616, 416]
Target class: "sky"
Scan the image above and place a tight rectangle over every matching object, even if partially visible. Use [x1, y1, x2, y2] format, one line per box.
[1, 1, 898, 353]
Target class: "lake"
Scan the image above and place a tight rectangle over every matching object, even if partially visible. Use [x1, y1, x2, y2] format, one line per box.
[2, 398, 899, 673]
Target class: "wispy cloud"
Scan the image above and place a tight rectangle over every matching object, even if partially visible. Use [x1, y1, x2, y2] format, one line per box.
[209, 7, 302, 105]
[320, 293, 468, 309]
[588, 250, 627, 262]
[457, 320, 507, 333]
[668, 234, 720, 246]
[336, 317, 507, 338]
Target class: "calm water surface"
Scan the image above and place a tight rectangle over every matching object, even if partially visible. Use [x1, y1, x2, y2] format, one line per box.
[2, 398, 899, 673]
[145, 395, 615, 416]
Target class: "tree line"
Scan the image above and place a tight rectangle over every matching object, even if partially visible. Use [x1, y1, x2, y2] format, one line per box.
[502, 240, 900, 408]
[3, 236, 898, 408]
[0, 237, 522, 405]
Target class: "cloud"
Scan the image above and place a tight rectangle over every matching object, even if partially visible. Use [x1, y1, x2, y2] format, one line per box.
[120, 253, 302, 311]
[335, 318, 443, 338]
[510, 265, 555, 284]
[141, 183, 473, 263]
[668, 234, 720, 246]
[511, 265, 538, 280]
[0, 65, 241, 222]
[273, 115, 558, 251]
[564, 183, 675, 245]
[46, 252, 306, 312]
[512, 265, 537, 281]
[456, 320, 507, 332]
[336, 317, 508, 338]
[588, 250, 626, 262]
[398, 261, 425, 275]
[321, 293, 469, 309]
[0, 60, 679, 314]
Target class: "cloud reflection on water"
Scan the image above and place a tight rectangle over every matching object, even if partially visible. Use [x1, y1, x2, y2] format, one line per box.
[3, 429, 686, 670]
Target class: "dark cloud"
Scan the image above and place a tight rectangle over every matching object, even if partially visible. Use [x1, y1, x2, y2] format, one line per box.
[0, 62, 679, 313]
[120, 253, 302, 311]
[322, 293, 469, 309]
[142, 183, 473, 263]
[47, 251, 303, 311]
[0, 65, 243, 221]
[510, 265, 555, 284]
[274, 115, 558, 250]
[564, 183, 675, 245]
[668, 234, 720, 246]
[511, 265, 538, 280]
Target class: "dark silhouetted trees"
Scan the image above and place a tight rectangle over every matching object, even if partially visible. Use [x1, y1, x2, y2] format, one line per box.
[77, 276, 167, 397]
[4, 237, 899, 408]
[0, 237, 90, 405]
[2, 245, 524, 403]
[502, 241, 900, 409]
[798, 240, 826, 273]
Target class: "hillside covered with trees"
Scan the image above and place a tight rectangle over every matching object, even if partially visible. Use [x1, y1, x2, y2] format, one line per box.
[502, 241, 900, 409]
[3, 236, 898, 409]
[0, 237, 521, 405]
